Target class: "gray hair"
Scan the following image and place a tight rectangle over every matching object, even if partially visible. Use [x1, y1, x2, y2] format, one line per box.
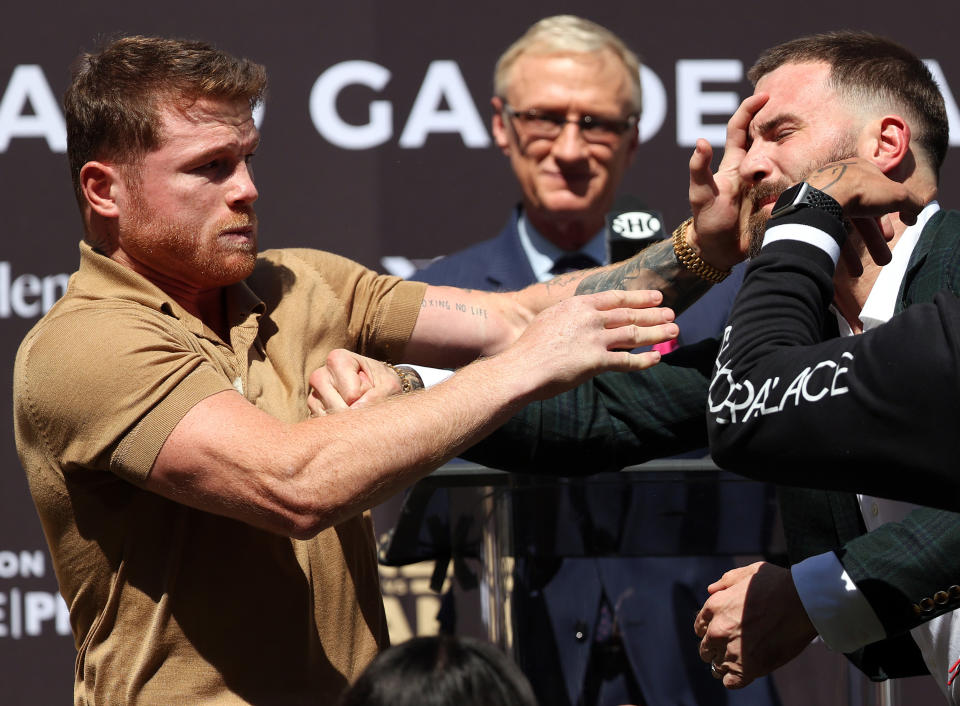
[494, 15, 642, 115]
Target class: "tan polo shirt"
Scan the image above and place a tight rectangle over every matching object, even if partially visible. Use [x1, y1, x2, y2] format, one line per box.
[13, 242, 427, 705]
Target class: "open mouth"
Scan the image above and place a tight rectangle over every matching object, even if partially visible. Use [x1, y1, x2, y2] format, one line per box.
[749, 184, 785, 215]
[757, 195, 779, 214]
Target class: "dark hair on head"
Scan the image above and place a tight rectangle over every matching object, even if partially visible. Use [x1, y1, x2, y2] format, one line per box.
[338, 636, 538, 706]
[747, 31, 948, 177]
[64, 35, 267, 208]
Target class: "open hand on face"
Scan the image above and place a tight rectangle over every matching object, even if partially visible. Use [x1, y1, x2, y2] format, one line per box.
[685, 93, 770, 271]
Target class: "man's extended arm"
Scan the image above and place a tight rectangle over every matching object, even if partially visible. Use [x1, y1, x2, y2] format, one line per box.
[146, 290, 676, 537]
[462, 340, 717, 472]
[402, 95, 773, 369]
[404, 239, 714, 367]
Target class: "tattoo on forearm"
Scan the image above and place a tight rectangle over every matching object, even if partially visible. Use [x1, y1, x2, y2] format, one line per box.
[421, 298, 451, 311]
[574, 238, 713, 313]
[811, 160, 855, 193]
[543, 272, 580, 296]
[421, 298, 488, 319]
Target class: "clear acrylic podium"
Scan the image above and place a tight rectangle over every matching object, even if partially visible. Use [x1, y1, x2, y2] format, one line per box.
[381, 459, 933, 706]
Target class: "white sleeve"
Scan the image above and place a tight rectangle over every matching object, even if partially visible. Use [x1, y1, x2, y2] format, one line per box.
[405, 365, 454, 388]
[791, 551, 887, 652]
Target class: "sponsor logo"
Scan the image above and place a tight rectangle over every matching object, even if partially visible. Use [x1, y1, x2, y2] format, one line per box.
[0, 549, 70, 640]
[611, 211, 662, 239]
[0, 262, 68, 319]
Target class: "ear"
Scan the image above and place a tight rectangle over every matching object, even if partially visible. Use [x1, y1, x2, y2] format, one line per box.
[79, 161, 121, 218]
[866, 115, 911, 174]
[624, 123, 640, 166]
[490, 96, 511, 155]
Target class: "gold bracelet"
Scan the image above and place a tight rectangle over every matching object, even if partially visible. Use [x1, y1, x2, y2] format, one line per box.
[672, 217, 731, 284]
[385, 363, 424, 393]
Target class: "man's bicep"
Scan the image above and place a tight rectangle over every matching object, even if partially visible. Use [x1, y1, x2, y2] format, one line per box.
[15, 309, 232, 480]
[147, 389, 299, 531]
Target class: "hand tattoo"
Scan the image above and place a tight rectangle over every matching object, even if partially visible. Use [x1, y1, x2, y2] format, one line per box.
[811, 160, 856, 193]
[575, 238, 714, 313]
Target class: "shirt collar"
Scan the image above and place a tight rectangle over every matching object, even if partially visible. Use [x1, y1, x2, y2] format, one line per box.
[517, 211, 607, 283]
[75, 240, 264, 341]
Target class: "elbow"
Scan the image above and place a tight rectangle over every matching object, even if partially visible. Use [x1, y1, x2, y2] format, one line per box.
[709, 444, 736, 471]
[706, 422, 743, 471]
[272, 497, 337, 540]
[285, 516, 329, 541]
[255, 434, 374, 539]
[258, 467, 339, 540]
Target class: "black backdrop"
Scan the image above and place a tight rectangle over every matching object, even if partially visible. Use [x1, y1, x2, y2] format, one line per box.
[1, 1, 957, 702]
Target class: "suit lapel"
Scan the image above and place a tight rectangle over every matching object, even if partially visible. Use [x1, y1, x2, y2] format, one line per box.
[895, 209, 960, 313]
[482, 209, 539, 291]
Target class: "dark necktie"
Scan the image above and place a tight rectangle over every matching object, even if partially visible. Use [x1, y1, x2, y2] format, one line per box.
[551, 252, 600, 275]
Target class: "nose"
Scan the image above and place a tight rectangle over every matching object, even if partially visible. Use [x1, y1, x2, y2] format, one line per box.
[551, 121, 590, 163]
[738, 142, 775, 185]
[229, 162, 258, 207]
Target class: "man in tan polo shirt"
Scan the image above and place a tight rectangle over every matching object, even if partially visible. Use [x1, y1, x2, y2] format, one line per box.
[11, 35, 745, 704]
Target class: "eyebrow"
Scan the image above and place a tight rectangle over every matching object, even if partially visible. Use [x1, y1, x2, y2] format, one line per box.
[188, 134, 260, 166]
[750, 112, 803, 139]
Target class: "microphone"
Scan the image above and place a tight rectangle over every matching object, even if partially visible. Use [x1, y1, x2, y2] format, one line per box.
[605, 195, 665, 263]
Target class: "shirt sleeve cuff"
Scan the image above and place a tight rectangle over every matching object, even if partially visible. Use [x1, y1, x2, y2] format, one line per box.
[405, 365, 454, 388]
[791, 551, 887, 653]
[763, 222, 843, 266]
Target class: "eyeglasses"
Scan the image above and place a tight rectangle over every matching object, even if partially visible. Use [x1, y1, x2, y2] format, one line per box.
[501, 102, 638, 145]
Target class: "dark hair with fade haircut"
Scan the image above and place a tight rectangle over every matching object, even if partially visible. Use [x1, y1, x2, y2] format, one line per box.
[748, 31, 948, 178]
[338, 635, 539, 706]
[64, 35, 267, 209]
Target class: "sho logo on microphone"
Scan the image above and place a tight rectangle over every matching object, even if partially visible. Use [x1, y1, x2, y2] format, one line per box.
[610, 211, 662, 239]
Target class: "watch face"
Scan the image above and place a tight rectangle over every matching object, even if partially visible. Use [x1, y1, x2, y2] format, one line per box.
[770, 182, 808, 219]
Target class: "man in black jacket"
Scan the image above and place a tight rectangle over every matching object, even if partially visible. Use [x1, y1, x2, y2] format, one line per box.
[682, 34, 960, 700]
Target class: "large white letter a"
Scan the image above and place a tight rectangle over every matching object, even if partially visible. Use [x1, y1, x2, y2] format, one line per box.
[0, 65, 67, 153]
